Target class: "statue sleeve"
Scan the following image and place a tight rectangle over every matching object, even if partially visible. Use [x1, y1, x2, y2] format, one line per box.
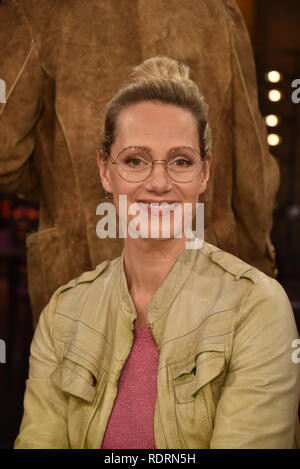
[0, 0, 42, 202]
[224, 0, 280, 276]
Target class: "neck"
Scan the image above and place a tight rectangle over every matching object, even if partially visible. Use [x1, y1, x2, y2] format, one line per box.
[123, 237, 186, 295]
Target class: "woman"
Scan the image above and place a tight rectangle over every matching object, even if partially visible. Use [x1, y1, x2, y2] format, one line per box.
[15, 56, 300, 449]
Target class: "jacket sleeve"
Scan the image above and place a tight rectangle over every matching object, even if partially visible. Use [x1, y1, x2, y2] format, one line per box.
[223, 0, 280, 276]
[210, 279, 300, 449]
[14, 290, 70, 449]
[0, 0, 42, 201]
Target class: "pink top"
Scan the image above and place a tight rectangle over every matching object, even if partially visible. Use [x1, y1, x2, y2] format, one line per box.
[101, 327, 159, 449]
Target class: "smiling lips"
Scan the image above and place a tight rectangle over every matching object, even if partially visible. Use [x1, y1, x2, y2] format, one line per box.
[137, 200, 180, 216]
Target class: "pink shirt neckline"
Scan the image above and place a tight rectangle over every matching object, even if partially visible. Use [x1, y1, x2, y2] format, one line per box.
[134, 326, 152, 338]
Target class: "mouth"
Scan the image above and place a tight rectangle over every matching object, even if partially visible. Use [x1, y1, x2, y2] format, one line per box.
[136, 200, 180, 216]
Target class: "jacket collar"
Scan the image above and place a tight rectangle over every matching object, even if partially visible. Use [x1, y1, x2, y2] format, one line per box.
[116, 242, 203, 347]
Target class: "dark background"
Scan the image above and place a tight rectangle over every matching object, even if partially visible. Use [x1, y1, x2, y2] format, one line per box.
[0, 0, 300, 449]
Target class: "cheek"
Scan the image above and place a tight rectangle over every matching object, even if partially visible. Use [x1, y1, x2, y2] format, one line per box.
[109, 171, 130, 195]
[182, 182, 203, 202]
[110, 178, 141, 214]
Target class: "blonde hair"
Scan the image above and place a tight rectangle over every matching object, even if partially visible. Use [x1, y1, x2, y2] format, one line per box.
[101, 55, 211, 160]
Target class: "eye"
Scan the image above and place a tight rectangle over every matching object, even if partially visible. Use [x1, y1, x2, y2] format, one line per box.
[170, 158, 193, 168]
[124, 156, 148, 167]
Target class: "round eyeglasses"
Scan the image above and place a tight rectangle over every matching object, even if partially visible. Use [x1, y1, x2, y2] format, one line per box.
[104, 146, 207, 183]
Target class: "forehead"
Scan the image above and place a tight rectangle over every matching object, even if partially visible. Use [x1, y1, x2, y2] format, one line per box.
[113, 101, 199, 151]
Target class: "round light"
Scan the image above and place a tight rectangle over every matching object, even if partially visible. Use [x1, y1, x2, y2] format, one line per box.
[268, 133, 281, 146]
[265, 114, 279, 127]
[266, 71, 282, 83]
[268, 89, 282, 102]
[286, 205, 300, 220]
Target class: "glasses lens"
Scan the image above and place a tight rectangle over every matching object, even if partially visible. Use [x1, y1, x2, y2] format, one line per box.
[167, 148, 202, 182]
[116, 147, 152, 182]
[115, 146, 203, 182]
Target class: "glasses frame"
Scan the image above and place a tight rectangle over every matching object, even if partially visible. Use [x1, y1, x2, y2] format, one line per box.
[104, 146, 207, 183]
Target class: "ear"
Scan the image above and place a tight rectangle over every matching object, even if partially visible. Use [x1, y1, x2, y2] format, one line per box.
[97, 150, 113, 193]
[199, 153, 212, 192]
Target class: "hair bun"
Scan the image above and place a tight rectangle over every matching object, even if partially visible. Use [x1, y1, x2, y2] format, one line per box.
[128, 55, 190, 84]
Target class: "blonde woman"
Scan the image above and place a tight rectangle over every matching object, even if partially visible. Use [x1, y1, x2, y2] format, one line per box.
[15, 56, 300, 449]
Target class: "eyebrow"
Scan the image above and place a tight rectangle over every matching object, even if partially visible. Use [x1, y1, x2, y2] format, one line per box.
[125, 145, 196, 153]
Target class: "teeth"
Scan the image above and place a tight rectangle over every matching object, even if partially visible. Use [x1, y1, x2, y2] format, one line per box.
[138, 202, 179, 207]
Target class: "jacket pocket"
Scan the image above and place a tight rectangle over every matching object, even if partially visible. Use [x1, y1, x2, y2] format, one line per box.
[173, 351, 226, 404]
[51, 357, 108, 448]
[51, 357, 98, 403]
[170, 350, 226, 448]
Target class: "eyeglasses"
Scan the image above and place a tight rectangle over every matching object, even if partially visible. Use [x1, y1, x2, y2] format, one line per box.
[104, 146, 207, 183]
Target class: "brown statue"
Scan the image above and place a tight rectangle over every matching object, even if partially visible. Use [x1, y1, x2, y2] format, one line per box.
[0, 0, 279, 326]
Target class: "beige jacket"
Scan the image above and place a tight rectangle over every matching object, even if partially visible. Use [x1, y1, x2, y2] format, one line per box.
[15, 242, 300, 449]
[0, 0, 279, 326]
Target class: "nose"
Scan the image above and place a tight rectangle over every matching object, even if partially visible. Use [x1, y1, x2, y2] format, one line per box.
[144, 160, 173, 192]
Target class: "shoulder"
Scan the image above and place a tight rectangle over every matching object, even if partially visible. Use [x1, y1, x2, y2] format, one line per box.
[193, 241, 292, 314]
[198, 241, 268, 283]
[203, 242, 291, 303]
[59, 256, 120, 293]
[202, 243, 294, 323]
[58, 260, 111, 292]
[196, 243, 297, 347]
[34, 255, 122, 362]
[45, 255, 121, 316]
[36, 255, 122, 350]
